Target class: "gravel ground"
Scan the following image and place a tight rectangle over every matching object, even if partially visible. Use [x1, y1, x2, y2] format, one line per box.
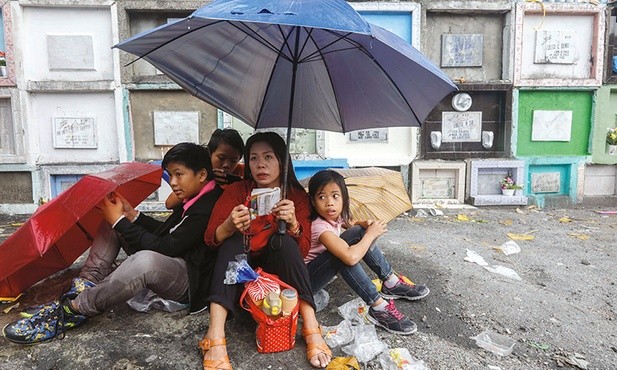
[1, 205, 616, 370]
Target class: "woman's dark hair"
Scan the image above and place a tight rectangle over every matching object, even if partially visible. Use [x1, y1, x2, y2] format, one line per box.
[244, 132, 303, 191]
[162, 142, 214, 180]
[207, 128, 244, 159]
[308, 170, 351, 223]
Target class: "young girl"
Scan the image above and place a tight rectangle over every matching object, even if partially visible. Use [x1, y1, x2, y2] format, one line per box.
[306, 170, 429, 335]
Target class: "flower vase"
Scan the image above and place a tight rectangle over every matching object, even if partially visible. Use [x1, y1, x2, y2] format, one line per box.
[607, 144, 617, 156]
[501, 188, 515, 196]
[0, 66, 6, 77]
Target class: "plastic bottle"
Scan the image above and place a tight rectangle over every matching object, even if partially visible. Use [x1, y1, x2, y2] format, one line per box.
[280, 288, 298, 316]
[262, 291, 282, 316]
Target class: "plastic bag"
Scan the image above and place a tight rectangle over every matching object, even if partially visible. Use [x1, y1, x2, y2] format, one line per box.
[496, 240, 521, 255]
[337, 297, 368, 324]
[378, 348, 430, 370]
[483, 265, 522, 281]
[341, 324, 387, 363]
[126, 288, 188, 313]
[471, 330, 516, 356]
[322, 319, 354, 348]
[314, 288, 330, 313]
[224, 254, 257, 285]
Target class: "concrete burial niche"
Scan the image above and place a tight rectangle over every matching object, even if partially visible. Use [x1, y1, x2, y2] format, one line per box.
[525, 158, 583, 208]
[466, 159, 528, 206]
[515, 90, 593, 157]
[591, 85, 617, 164]
[411, 160, 466, 205]
[513, 2, 605, 87]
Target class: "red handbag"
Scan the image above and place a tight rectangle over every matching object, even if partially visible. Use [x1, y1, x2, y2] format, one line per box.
[240, 268, 299, 353]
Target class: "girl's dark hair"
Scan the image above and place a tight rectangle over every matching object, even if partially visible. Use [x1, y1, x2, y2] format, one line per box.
[308, 170, 351, 223]
[207, 128, 244, 159]
[162, 142, 214, 180]
[244, 132, 303, 191]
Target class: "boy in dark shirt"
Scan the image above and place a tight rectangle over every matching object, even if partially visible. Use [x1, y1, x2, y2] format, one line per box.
[3, 142, 221, 344]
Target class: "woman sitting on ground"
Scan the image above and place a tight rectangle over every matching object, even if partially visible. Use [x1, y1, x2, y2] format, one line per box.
[200, 132, 331, 369]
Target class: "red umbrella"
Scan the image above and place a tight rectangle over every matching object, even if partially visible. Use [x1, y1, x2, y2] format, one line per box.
[0, 162, 162, 300]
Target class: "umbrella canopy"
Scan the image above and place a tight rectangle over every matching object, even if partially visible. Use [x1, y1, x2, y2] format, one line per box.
[0, 162, 162, 299]
[333, 167, 412, 223]
[116, 0, 456, 133]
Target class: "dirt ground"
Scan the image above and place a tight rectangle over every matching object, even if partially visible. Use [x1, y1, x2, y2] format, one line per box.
[1, 205, 617, 370]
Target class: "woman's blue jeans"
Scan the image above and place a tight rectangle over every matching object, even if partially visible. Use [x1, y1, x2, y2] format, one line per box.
[306, 225, 394, 306]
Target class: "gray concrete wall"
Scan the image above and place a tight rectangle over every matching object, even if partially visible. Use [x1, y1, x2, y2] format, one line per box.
[129, 90, 218, 161]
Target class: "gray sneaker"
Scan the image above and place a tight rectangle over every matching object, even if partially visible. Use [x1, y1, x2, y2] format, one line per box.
[367, 300, 417, 335]
[380, 275, 429, 301]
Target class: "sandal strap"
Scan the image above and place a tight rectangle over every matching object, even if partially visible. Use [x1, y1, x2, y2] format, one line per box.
[199, 337, 227, 352]
[203, 358, 232, 370]
[302, 325, 323, 337]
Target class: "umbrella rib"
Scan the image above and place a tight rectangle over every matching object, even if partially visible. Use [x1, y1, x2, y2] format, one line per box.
[297, 30, 355, 64]
[75, 221, 95, 242]
[123, 19, 228, 67]
[231, 22, 294, 64]
[253, 25, 297, 127]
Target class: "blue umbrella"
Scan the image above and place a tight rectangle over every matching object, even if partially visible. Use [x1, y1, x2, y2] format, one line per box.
[115, 0, 456, 204]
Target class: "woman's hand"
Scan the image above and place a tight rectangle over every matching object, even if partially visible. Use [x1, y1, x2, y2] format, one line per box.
[272, 199, 298, 230]
[228, 204, 251, 232]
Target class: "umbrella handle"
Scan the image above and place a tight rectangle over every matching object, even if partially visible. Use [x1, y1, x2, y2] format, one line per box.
[277, 219, 287, 235]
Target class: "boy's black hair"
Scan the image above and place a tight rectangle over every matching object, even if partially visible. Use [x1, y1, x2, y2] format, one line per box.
[162, 142, 214, 180]
[307, 169, 351, 223]
[244, 132, 304, 191]
[207, 128, 244, 159]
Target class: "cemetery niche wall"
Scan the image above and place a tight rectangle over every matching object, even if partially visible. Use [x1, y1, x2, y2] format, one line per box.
[421, 85, 511, 160]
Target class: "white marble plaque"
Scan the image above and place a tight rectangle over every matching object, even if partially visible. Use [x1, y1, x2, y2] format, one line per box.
[534, 30, 575, 65]
[348, 129, 388, 142]
[420, 178, 453, 199]
[52, 117, 97, 149]
[47, 35, 95, 71]
[441, 34, 483, 67]
[531, 172, 561, 193]
[532, 110, 572, 142]
[442, 112, 482, 142]
[153, 111, 199, 146]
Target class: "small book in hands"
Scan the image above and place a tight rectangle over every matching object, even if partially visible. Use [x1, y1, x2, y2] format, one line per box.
[250, 187, 281, 217]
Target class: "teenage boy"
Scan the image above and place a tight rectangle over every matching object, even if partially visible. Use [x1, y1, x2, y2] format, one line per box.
[3, 142, 222, 344]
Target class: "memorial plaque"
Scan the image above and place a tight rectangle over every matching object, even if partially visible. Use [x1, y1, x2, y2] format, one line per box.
[0, 172, 33, 203]
[53, 117, 97, 149]
[442, 112, 482, 142]
[441, 34, 483, 67]
[420, 178, 453, 199]
[348, 129, 388, 143]
[153, 111, 199, 146]
[534, 30, 575, 65]
[47, 35, 95, 70]
[531, 172, 561, 193]
[532, 110, 572, 142]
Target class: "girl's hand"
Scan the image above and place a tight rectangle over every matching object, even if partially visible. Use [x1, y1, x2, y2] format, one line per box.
[272, 199, 298, 229]
[366, 219, 387, 238]
[111, 192, 138, 221]
[228, 204, 251, 232]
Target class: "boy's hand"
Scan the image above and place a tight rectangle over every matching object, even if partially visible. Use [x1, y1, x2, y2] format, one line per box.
[212, 168, 229, 186]
[98, 194, 124, 225]
[112, 192, 138, 221]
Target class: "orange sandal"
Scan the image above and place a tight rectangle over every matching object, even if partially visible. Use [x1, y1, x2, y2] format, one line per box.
[302, 326, 332, 368]
[198, 337, 232, 370]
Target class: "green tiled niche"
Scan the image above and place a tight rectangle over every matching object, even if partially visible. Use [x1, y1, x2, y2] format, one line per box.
[591, 86, 617, 164]
[516, 90, 592, 157]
